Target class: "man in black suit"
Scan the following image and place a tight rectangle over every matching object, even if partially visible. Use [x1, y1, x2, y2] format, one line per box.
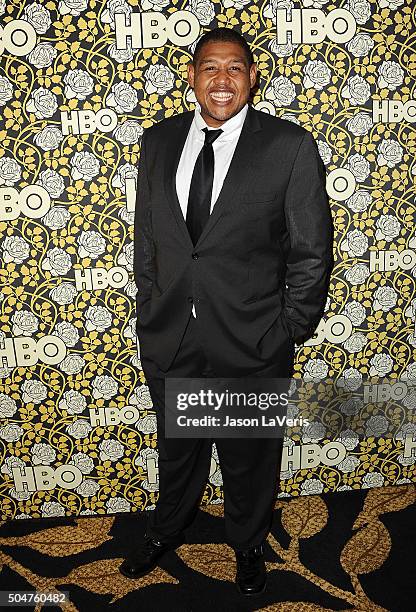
[120, 27, 333, 595]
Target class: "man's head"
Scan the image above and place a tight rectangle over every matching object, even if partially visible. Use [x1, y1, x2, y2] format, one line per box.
[188, 28, 257, 128]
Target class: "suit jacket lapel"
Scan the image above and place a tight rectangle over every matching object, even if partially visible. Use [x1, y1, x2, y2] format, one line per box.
[195, 105, 262, 247]
[163, 111, 194, 248]
[163, 105, 263, 249]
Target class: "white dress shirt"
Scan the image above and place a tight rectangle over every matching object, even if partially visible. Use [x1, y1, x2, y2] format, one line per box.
[176, 103, 248, 317]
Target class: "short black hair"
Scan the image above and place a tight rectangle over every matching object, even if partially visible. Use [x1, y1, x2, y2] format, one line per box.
[192, 27, 254, 68]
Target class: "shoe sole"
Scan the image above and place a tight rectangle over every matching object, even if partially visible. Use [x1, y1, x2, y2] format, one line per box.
[119, 540, 185, 580]
[119, 560, 159, 580]
[236, 581, 266, 596]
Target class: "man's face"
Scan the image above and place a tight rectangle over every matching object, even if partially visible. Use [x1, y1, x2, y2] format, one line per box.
[188, 41, 257, 128]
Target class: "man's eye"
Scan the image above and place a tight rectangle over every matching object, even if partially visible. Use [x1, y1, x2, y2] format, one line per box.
[230, 66, 241, 71]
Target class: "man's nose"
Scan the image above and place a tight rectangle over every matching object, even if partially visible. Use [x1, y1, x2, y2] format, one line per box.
[212, 69, 232, 84]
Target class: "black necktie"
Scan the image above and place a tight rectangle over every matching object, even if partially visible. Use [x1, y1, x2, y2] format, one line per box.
[186, 127, 223, 246]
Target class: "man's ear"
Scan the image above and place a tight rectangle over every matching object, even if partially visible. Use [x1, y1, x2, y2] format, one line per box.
[249, 63, 257, 89]
[188, 63, 195, 89]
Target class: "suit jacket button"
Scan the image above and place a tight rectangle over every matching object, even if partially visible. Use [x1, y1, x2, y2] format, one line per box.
[192, 252, 199, 259]
[187, 296, 193, 303]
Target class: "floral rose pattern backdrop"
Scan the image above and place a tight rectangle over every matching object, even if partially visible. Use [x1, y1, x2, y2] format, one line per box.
[0, 0, 415, 520]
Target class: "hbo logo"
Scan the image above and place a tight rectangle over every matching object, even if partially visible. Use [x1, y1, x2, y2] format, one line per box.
[373, 100, 416, 123]
[115, 10, 200, 49]
[75, 266, 129, 291]
[61, 109, 118, 135]
[0, 20, 36, 56]
[281, 442, 347, 471]
[370, 250, 416, 272]
[276, 9, 356, 44]
[363, 382, 410, 403]
[304, 315, 353, 346]
[12, 465, 83, 492]
[0, 185, 51, 220]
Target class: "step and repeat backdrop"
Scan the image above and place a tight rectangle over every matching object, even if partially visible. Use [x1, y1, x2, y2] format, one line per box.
[0, 0, 415, 520]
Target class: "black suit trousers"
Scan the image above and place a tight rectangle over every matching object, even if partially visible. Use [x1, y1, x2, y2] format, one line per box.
[141, 311, 294, 551]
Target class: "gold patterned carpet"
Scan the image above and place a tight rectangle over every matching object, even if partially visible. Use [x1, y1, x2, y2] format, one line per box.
[0, 485, 414, 611]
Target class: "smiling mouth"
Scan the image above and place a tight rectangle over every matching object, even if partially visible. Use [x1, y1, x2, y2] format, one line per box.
[209, 91, 234, 103]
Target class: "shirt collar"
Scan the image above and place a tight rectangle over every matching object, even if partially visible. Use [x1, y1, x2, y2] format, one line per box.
[193, 103, 248, 142]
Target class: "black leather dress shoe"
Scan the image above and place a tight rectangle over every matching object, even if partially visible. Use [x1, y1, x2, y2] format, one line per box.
[119, 532, 185, 579]
[235, 543, 267, 595]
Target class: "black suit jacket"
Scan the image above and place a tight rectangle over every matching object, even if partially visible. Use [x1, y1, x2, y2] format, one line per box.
[134, 105, 334, 374]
